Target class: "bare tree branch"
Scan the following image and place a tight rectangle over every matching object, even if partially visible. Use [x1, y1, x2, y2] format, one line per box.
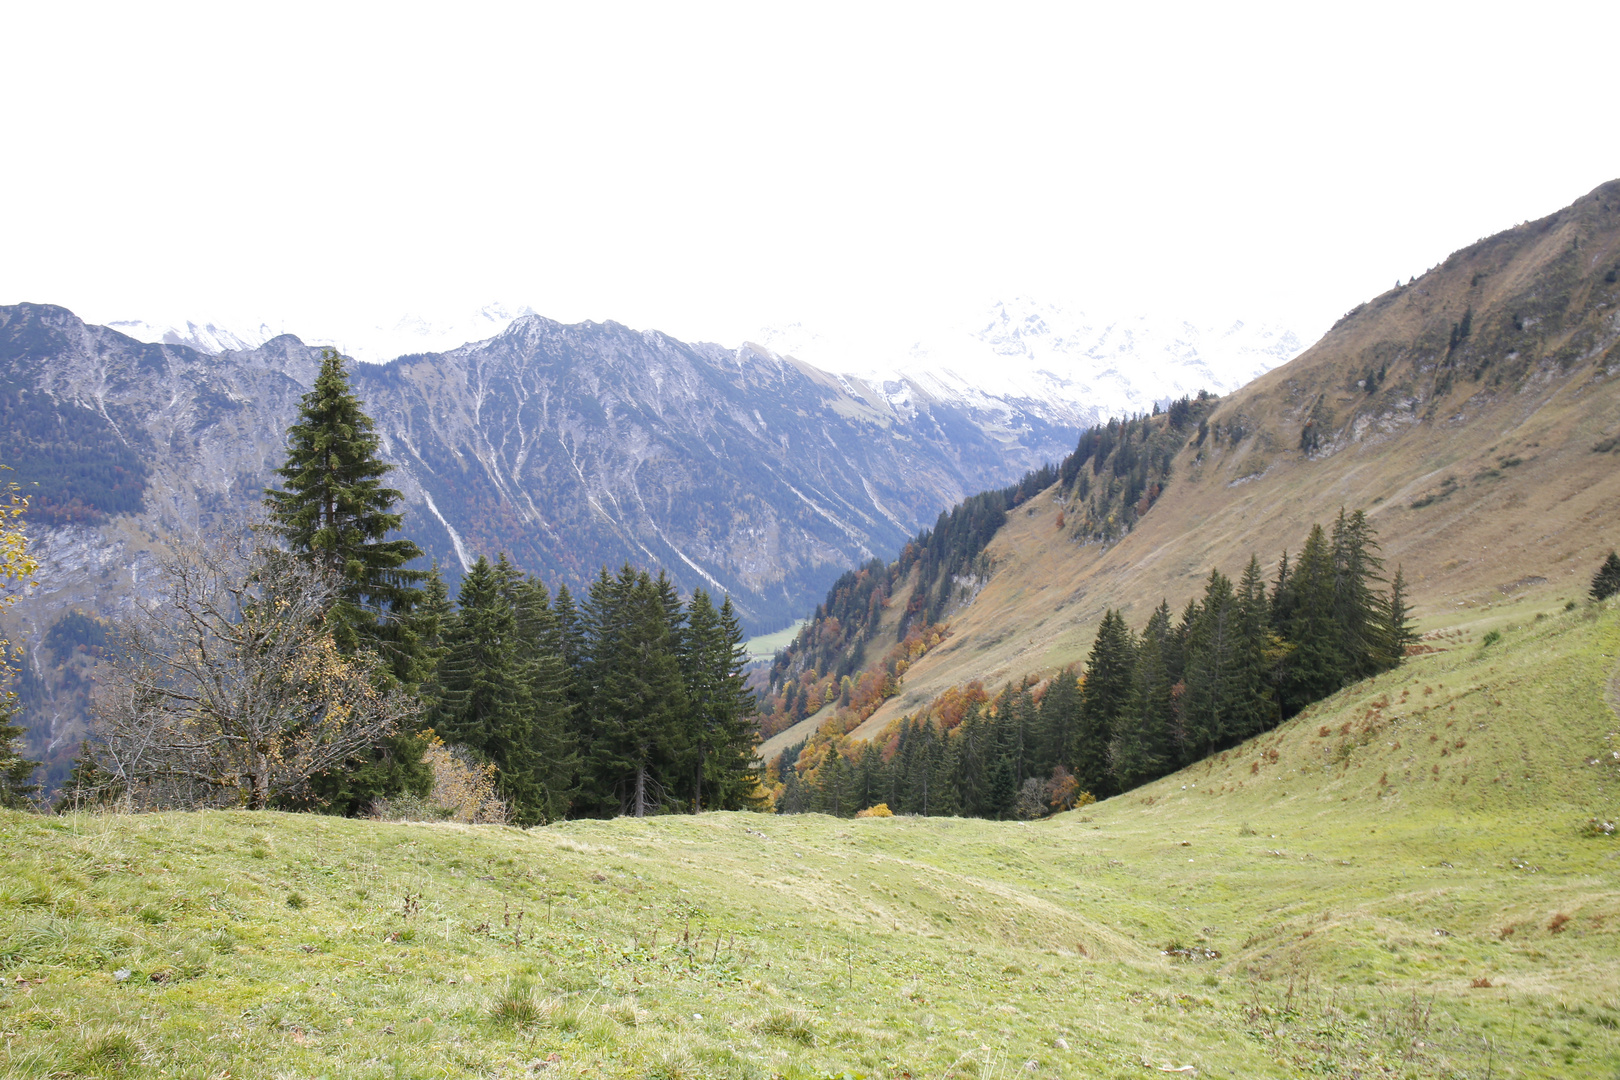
[87, 527, 419, 811]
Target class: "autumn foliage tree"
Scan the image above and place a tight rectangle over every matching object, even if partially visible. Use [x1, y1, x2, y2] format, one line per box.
[0, 468, 40, 808]
[88, 530, 419, 810]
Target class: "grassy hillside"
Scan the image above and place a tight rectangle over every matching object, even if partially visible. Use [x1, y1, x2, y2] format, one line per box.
[3, 601, 1617, 1078]
[847, 179, 1620, 733]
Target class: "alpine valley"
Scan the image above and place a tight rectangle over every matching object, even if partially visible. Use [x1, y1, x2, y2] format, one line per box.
[0, 301, 1293, 786]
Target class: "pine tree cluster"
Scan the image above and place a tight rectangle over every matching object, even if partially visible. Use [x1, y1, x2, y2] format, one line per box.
[420, 558, 760, 823]
[776, 511, 1415, 818]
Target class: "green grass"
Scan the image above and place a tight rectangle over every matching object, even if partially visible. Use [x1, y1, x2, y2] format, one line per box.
[746, 620, 808, 664]
[3, 604, 1618, 1078]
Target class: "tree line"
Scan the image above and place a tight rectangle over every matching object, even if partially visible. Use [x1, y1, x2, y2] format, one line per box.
[56, 350, 757, 820]
[775, 511, 1418, 818]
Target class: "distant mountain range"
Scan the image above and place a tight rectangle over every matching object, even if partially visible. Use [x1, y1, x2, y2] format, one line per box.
[110, 299, 1306, 431]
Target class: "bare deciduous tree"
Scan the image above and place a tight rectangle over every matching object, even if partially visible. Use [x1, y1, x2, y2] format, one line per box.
[89, 528, 418, 810]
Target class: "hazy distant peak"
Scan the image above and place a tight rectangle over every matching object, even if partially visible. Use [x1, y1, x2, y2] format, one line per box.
[106, 318, 279, 355]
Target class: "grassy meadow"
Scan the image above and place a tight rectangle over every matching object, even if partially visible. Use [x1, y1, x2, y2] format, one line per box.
[2, 601, 1618, 1079]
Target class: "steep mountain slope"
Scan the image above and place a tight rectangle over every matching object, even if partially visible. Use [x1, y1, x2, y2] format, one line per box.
[0, 303, 1080, 782]
[783, 178, 1620, 737]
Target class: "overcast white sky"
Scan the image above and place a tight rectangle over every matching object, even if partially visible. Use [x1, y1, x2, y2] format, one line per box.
[4, 2, 1618, 356]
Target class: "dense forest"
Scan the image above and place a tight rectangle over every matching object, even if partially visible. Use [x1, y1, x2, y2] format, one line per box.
[771, 511, 1417, 818]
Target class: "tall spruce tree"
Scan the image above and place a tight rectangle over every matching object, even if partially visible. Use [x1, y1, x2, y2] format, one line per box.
[1181, 570, 1238, 759]
[1075, 609, 1134, 796]
[1228, 556, 1278, 742]
[680, 591, 761, 811]
[1110, 601, 1175, 790]
[1036, 667, 1081, 777]
[432, 556, 552, 823]
[1330, 509, 1386, 681]
[1278, 524, 1343, 714]
[1381, 565, 1419, 666]
[264, 348, 430, 813]
[953, 703, 994, 817]
[504, 569, 580, 823]
[264, 349, 426, 673]
[581, 566, 689, 817]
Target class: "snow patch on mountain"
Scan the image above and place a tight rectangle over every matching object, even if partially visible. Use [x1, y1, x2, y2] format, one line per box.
[106, 318, 279, 354]
[107, 302, 539, 364]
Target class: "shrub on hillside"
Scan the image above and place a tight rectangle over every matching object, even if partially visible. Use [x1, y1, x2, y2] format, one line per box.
[1591, 551, 1620, 602]
[372, 735, 507, 824]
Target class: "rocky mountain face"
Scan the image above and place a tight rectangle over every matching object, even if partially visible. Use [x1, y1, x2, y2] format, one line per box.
[0, 302, 1086, 782]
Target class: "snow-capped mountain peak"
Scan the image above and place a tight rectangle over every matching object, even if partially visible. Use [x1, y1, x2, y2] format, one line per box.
[758, 298, 1307, 428]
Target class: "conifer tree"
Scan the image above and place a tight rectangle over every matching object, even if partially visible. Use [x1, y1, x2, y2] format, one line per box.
[432, 556, 554, 823]
[1592, 551, 1620, 602]
[1075, 609, 1133, 795]
[1182, 570, 1238, 759]
[929, 732, 962, 817]
[265, 348, 430, 813]
[503, 569, 579, 823]
[264, 349, 425, 674]
[412, 563, 455, 716]
[778, 756, 807, 813]
[900, 720, 938, 815]
[680, 591, 760, 811]
[1227, 556, 1278, 741]
[1036, 667, 1081, 777]
[856, 740, 886, 809]
[1330, 509, 1386, 681]
[553, 583, 585, 676]
[1279, 524, 1343, 713]
[1110, 602, 1174, 790]
[0, 703, 38, 809]
[953, 703, 993, 816]
[1381, 565, 1419, 664]
[581, 566, 688, 817]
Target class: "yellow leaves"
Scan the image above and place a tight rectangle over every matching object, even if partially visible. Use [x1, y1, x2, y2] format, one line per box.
[419, 733, 507, 824]
[0, 473, 38, 678]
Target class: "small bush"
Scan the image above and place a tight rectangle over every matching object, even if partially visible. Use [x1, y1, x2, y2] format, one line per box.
[1481, 630, 1502, 647]
[855, 803, 893, 818]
